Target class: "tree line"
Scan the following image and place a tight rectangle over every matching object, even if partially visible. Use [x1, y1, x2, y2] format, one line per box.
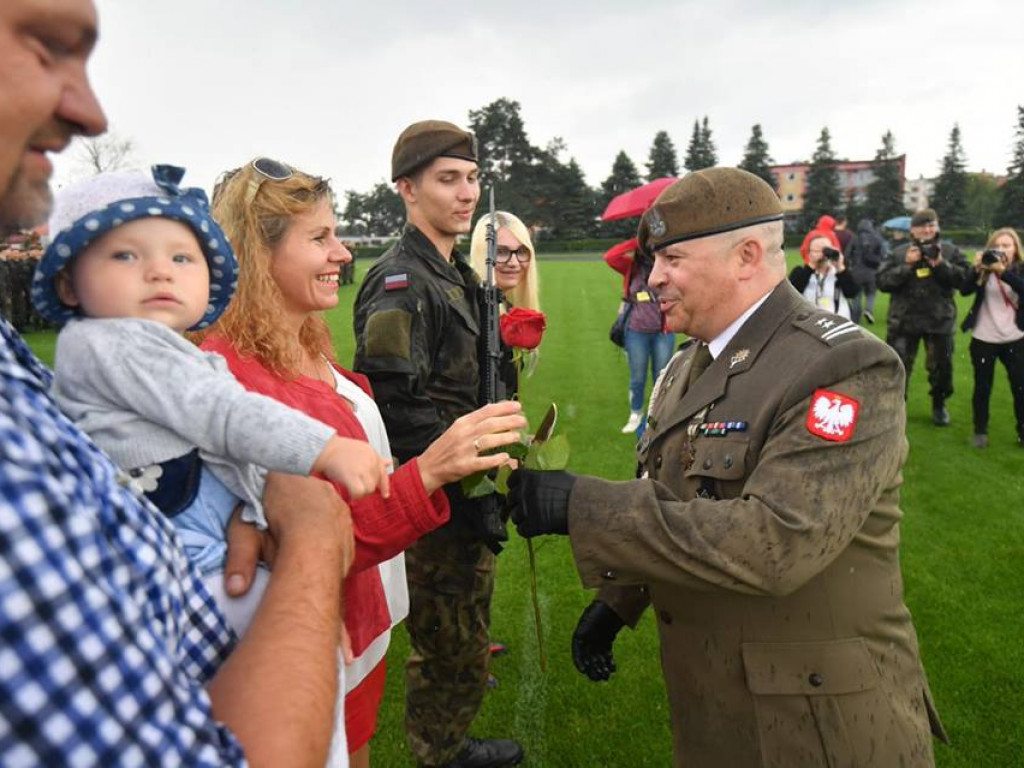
[340, 99, 1024, 239]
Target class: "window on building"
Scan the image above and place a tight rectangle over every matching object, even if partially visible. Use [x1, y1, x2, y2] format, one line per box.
[787, 173, 795, 181]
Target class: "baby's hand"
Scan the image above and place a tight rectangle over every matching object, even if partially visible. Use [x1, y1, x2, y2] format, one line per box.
[315, 436, 392, 499]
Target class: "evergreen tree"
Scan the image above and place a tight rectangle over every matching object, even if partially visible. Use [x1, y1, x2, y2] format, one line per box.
[931, 124, 969, 227]
[800, 127, 842, 231]
[699, 116, 718, 168]
[646, 130, 679, 180]
[546, 158, 595, 239]
[996, 105, 1024, 228]
[599, 150, 643, 238]
[965, 174, 1001, 230]
[738, 124, 775, 189]
[684, 120, 703, 172]
[864, 130, 906, 224]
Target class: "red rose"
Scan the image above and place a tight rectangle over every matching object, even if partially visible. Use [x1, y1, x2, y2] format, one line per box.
[500, 307, 547, 350]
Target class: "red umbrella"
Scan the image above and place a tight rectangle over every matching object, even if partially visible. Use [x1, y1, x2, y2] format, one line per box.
[601, 177, 678, 222]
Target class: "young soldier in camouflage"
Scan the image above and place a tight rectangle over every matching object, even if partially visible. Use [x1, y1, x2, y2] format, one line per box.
[353, 121, 523, 768]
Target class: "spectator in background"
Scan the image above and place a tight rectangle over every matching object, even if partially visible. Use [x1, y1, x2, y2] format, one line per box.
[834, 213, 853, 256]
[877, 208, 970, 426]
[798, 213, 840, 264]
[604, 238, 675, 434]
[788, 234, 858, 319]
[847, 218, 888, 324]
[959, 228, 1024, 448]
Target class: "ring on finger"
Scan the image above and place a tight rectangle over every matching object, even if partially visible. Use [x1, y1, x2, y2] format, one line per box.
[473, 438, 481, 453]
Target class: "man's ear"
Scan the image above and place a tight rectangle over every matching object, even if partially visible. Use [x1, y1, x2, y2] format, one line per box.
[396, 177, 415, 205]
[735, 236, 765, 274]
[54, 269, 80, 308]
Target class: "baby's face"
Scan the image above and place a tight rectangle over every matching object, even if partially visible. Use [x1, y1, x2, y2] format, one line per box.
[59, 217, 210, 332]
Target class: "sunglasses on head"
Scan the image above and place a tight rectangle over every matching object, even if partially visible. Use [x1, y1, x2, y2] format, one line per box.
[245, 157, 293, 205]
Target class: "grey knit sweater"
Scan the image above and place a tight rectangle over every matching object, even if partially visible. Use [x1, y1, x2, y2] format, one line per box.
[53, 317, 335, 527]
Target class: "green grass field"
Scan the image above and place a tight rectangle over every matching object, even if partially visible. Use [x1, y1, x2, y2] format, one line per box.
[20, 251, 1024, 766]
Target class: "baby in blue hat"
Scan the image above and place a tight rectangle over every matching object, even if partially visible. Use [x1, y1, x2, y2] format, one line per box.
[33, 165, 388, 620]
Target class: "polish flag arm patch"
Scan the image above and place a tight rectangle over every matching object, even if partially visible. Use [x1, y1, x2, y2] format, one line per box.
[806, 389, 859, 442]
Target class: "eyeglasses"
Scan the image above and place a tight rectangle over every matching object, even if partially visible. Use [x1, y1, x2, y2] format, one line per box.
[496, 246, 531, 264]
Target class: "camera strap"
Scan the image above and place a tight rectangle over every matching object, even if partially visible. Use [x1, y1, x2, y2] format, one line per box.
[995, 276, 1018, 311]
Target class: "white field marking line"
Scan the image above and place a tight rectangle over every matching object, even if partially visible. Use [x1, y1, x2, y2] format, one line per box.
[512, 591, 550, 766]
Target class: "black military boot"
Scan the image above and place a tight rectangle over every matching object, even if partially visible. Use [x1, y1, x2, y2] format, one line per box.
[932, 400, 951, 426]
[440, 737, 524, 768]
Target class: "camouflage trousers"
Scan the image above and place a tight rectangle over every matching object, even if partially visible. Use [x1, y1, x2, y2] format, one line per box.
[404, 520, 495, 766]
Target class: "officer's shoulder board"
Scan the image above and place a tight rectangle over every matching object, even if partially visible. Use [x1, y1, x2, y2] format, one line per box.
[792, 311, 864, 347]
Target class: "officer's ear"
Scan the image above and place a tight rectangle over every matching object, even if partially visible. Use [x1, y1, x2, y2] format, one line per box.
[54, 268, 81, 308]
[733, 235, 765, 276]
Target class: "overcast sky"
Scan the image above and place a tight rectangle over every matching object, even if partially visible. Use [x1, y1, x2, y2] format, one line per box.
[55, 0, 1018, 199]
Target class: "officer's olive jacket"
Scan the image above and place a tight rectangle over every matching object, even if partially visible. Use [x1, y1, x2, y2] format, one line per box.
[568, 282, 944, 768]
[353, 225, 482, 464]
[876, 241, 968, 335]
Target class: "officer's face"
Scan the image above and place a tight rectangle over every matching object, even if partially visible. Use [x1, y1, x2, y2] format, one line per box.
[403, 157, 480, 240]
[269, 197, 352, 325]
[650, 233, 741, 341]
[0, 0, 107, 232]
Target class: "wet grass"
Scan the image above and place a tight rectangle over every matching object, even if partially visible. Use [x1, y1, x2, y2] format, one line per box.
[20, 250, 1021, 766]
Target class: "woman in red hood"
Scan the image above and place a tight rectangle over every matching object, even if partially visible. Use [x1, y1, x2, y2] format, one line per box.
[799, 214, 842, 264]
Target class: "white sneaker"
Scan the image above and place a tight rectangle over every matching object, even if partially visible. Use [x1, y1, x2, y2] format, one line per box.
[621, 411, 643, 434]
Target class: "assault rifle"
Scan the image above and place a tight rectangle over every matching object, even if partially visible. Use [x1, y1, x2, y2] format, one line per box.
[481, 187, 507, 406]
[472, 187, 510, 555]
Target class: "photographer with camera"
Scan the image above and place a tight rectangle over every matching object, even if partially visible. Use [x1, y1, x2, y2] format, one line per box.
[788, 235, 859, 319]
[959, 228, 1024, 448]
[877, 208, 969, 425]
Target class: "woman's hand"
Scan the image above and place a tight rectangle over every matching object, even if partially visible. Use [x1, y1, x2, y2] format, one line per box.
[417, 401, 528, 494]
[314, 436, 392, 499]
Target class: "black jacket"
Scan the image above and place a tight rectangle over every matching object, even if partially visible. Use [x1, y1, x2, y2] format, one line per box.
[876, 240, 969, 335]
[959, 262, 1024, 333]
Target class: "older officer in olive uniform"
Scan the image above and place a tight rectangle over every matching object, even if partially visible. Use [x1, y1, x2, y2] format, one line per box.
[509, 168, 946, 767]
[876, 208, 969, 426]
[353, 121, 523, 768]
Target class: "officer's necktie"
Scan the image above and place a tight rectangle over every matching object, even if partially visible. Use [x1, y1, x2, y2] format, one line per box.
[686, 343, 713, 390]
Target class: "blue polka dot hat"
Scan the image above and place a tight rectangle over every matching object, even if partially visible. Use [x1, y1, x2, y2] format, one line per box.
[32, 164, 237, 330]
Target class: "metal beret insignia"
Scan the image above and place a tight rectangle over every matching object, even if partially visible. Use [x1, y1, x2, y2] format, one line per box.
[648, 207, 667, 239]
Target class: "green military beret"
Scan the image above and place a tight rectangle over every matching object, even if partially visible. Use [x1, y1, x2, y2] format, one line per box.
[637, 167, 784, 252]
[391, 120, 479, 181]
[910, 208, 938, 227]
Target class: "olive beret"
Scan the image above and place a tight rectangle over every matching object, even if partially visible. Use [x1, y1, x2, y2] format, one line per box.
[910, 208, 938, 227]
[638, 167, 784, 252]
[391, 120, 478, 181]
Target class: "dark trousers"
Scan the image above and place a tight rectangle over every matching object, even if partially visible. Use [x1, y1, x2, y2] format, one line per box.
[969, 336, 1024, 437]
[886, 331, 955, 403]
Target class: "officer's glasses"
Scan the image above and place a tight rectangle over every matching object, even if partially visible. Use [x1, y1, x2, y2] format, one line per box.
[496, 246, 532, 264]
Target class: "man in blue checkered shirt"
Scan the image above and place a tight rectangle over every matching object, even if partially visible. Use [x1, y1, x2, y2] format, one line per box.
[0, 2, 353, 765]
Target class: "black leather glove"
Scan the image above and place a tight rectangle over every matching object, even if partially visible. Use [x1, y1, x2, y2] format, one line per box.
[572, 600, 626, 682]
[446, 483, 508, 554]
[506, 468, 576, 537]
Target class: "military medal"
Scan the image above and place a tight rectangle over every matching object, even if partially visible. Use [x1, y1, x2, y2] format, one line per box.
[697, 421, 748, 436]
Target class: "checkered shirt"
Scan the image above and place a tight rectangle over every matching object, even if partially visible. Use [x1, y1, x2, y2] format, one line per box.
[0, 318, 245, 766]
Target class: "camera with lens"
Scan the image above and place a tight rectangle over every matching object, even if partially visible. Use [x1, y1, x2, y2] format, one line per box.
[912, 238, 940, 260]
[981, 249, 1003, 267]
[823, 247, 841, 262]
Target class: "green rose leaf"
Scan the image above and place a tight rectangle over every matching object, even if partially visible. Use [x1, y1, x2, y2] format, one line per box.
[526, 433, 570, 470]
[461, 472, 497, 499]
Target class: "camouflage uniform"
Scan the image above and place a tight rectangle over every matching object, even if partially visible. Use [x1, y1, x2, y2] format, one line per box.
[568, 282, 946, 767]
[353, 224, 495, 766]
[876, 241, 969, 401]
